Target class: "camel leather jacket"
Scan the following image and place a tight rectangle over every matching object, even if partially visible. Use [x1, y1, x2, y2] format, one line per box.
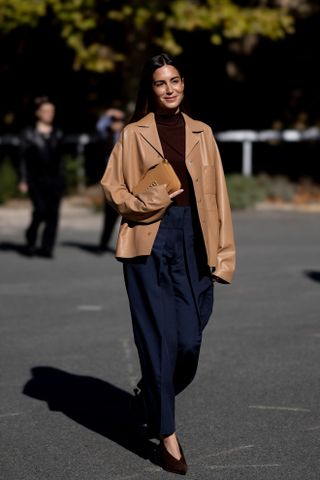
[101, 112, 236, 283]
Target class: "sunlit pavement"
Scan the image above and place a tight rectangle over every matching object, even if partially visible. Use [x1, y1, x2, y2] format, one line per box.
[1, 203, 320, 480]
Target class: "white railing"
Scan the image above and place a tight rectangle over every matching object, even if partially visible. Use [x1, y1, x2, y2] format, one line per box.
[216, 128, 320, 176]
[1, 128, 320, 177]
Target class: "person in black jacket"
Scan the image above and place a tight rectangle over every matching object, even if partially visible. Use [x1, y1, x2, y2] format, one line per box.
[18, 97, 64, 258]
[96, 107, 125, 253]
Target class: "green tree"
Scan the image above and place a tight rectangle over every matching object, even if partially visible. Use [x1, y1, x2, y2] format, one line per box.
[0, 0, 301, 71]
[0, 0, 317, 104]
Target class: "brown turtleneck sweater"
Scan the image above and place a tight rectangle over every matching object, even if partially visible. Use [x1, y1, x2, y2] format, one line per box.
[155, 112, 193, 206]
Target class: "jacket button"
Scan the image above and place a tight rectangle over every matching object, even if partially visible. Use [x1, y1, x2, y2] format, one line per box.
[147, 232, 151, 236]
[196, 178, 199, 182]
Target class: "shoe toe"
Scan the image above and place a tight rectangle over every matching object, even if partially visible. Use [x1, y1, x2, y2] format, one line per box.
[159, 440, 188, 475]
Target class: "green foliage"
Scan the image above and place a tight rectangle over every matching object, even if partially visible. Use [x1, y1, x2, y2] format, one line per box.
[226, 173, 268, 209]
[109, 0, 295, 55]
[0, 0, 46, 32]
[0, 158, 18, 204]
[63, 154, 81, 194]
[162, 0, 294, 51]
[258, 173, 296, 202]
[226, 173, 297, 209]
[0, 0, 123, 71]
[0, 0, 299, 72]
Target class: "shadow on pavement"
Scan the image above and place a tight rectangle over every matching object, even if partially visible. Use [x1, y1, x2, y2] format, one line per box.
[304, 270, 320, 283]
[0, 241, 29, 257]
[23, 366, 158, 463]
[60, 240, 115, 255]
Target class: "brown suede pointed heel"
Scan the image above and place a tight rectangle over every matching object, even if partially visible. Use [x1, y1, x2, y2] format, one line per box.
[159, 439, 188, 475]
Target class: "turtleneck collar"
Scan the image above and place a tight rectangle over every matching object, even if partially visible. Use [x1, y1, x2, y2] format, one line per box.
[155, 111, 184, 127]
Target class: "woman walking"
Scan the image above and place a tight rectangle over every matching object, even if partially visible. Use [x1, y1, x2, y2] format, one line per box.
[101, 53, 235, 475]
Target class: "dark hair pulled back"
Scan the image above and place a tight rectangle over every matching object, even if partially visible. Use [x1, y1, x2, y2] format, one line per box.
[130, 53, 186, 123]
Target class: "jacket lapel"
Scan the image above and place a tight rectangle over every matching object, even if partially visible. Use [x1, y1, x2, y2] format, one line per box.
[136, 111, 204, 165]
[137, 113, 164, 160]
[183, 113, 204, 159]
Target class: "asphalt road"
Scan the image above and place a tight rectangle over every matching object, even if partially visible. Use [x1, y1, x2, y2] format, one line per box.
[0, 204, 320, 480]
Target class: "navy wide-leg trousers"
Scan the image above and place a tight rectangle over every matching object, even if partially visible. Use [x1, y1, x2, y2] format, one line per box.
[123, 206, 214, 436]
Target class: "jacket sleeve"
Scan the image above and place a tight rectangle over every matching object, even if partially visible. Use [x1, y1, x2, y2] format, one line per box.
[100, 132, 172, 224]
[210, 129, 236, 284]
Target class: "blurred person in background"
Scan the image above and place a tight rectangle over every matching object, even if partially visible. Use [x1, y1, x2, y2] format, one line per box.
[101, 53, 235, 475]
[96, 107, 125, 253]
[18, 96, 64, 258]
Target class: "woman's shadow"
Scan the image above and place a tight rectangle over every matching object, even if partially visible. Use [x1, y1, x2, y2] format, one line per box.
[304, 270, 320, 283]
[23, 366, 158, 463]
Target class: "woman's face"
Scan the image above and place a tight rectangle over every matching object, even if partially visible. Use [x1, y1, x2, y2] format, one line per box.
[152, 65, 184, 113]
[36, 102, 56, 125]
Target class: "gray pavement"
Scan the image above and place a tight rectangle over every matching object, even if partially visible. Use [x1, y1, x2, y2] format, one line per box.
[0, 201, 320, 480]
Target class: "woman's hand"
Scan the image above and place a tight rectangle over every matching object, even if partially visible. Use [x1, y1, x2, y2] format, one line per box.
[169, 189, 184, 199]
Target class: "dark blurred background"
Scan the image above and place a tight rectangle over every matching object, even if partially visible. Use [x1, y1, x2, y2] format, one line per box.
[1, 0, 320, 204]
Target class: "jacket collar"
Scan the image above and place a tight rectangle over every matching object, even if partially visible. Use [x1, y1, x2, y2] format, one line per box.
[136, 113, 163, 158]
[136, 112, 203, 159]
